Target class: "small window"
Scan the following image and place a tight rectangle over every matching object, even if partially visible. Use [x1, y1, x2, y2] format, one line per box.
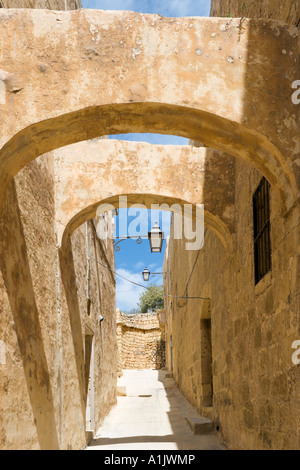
[253, 177, 272, 284]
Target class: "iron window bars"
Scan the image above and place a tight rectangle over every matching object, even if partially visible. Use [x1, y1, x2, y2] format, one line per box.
[253, 177, 272, 285]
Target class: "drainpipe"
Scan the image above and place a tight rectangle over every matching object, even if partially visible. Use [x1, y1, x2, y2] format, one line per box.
[86, 222, 91, 315]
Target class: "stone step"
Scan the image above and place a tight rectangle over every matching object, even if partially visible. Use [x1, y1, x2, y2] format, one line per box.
[185, 416, 214, 435]
[85, 431, 94, 446]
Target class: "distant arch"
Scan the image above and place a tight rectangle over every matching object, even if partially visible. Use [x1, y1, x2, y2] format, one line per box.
[54, 138, 235, 252]
[60, 193, 233, 254]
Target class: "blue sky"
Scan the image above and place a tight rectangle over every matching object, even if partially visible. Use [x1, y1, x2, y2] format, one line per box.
[81, 1, 211, 18]
[114, 208, 170, 312]
[109, 133, 188, 146]
[81, 0, 211, 311]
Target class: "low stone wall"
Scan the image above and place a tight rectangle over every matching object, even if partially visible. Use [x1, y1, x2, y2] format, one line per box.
[116, 309, 165, 374]
[0, 1, 81, 9]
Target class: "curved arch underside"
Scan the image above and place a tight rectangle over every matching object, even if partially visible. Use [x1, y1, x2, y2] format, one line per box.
[54, 139, 236, 252]
[61, 193, 233, 255]
[0, 102, 297, 214]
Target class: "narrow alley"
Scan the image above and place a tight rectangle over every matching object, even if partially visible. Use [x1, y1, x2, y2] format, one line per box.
[0, 0, 299, 452]
[87, 370, 226, 451]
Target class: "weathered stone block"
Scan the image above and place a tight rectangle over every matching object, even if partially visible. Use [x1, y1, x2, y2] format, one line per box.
[185, 416, 214, 435]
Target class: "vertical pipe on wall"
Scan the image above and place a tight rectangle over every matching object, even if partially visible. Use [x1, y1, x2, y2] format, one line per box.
[86, 222, 91, 315]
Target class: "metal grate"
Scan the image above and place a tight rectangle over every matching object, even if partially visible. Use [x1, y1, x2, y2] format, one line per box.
[253, 177, 272, 285]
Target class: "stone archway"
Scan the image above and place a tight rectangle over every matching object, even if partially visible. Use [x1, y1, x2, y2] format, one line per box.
[54, 139, 235, 252]
[0, 102, 297, 214]
[61, 193, 231, 254]
[0, 9, 298, 213]
[0, 6, 298, 452]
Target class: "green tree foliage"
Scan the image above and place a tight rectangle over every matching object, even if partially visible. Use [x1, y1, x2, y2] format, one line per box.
[138, 284, 164, 313]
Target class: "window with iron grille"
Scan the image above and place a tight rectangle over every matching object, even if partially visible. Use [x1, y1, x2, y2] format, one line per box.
[253, 177, 272, 285]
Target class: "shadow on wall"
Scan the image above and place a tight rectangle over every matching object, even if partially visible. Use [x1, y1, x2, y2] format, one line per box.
[0, 180, 90, 450]
[198, 16, 300, 449]
[153, 339, 166, 370]
[155, 370, 224, 450]
[202, 147, 236, 236]
[0, 180, 59, 450]
[59, 238, 87, 429]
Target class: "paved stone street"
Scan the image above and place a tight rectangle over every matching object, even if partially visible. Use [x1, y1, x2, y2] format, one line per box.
[87, 370, 226, 451]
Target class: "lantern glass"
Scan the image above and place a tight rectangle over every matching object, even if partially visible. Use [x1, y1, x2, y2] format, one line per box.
[142, 267, 150, 282]
[148, 222, 164, 253]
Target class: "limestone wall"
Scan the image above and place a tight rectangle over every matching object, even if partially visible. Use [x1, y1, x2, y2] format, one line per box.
[59, 220, 117, 450]
[0, 0, 117, 451]
[0, 166, 117, 450]
[165, 160, 299, 449]
[117, 310, 165, 374]
[0, 1, 81, 9]
[164, 156, 300, 450]
[164, 0, 299, 450]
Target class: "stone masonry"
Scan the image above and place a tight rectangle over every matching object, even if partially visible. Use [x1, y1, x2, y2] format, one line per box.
[0, 0, 117, 451]
[163, 0, 299, 451]
[0, 0, 298, 452]
[117, 309, 166, 375]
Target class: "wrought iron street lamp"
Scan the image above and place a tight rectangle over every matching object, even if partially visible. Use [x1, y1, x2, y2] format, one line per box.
[113, 222, 164, 253]
[148, 222, 164, 253]
[114, 235, 144, 251]
[142, 267, 168, 282]
[142, 267, 151, 282]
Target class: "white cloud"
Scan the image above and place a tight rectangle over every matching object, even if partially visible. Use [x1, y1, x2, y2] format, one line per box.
[134, 261, 146, 271]
[116, 267, 147, 312]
